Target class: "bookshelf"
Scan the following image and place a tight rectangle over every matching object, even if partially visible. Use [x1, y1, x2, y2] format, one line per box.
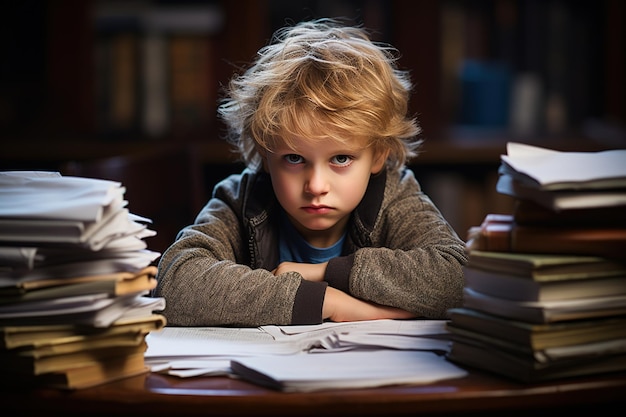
[1, 0, 624, 237]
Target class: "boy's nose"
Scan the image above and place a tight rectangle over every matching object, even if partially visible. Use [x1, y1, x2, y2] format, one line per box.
[304, 166, 330, 195]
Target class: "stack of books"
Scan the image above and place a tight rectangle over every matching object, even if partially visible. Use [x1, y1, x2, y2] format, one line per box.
[0, 171, 166, 389]
[447, 142, 626, 382]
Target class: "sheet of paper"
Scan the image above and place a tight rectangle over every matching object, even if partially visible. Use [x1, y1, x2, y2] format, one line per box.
[262, 319, 447, 340]
[501, 142, 626, 190]
[0, 171, 124, 221]
[230, 350, 468, 392]
[150, 358, 232, 378]
[145, 326, 300, 360]
[0, 293, 164, 328]
[315, 333, 452, 353]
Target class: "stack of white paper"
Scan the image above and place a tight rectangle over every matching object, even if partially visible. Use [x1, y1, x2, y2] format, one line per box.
[0, 170, 167, 389]
[0, 171, 155, 251]
[496, 142, 626, 210]
[0, 171, 163, 327]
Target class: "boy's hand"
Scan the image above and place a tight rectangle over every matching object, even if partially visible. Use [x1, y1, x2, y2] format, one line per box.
[322, 287, 416, 322]
[272, 261, 328, 282]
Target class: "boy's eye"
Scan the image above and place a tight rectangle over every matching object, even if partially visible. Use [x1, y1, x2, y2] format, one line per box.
[331, 155, 352, 166]
[284, 154, 304, 164]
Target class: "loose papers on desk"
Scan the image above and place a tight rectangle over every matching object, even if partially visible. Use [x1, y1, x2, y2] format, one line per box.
[145, 319, 469, 390]
[230, 350, 467, 392]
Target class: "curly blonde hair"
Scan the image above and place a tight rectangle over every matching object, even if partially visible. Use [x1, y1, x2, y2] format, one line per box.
[217, 18, 422, 171]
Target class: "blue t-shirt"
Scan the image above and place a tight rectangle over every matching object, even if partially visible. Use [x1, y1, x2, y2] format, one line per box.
[278, 214, 346, 264]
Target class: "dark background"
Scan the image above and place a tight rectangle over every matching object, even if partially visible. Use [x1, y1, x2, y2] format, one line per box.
[2, 0, 625, 251]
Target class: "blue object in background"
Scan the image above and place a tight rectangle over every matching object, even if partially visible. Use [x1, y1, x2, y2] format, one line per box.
[458, 60, 512, 127]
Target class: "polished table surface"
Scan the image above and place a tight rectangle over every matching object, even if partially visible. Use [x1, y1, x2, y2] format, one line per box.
[4, 367, 625, 417]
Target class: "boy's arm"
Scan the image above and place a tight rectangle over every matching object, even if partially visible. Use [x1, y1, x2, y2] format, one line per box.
[322, 287, 415, 322]
[272, 261, 414, 321]
[272, 261, 328, 282]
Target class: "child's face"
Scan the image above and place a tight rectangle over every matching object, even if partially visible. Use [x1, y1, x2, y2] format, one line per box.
[264, 135, 387, 248]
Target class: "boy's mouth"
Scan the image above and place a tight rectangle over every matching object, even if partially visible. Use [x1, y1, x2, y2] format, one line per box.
[302, 205, 332, 214]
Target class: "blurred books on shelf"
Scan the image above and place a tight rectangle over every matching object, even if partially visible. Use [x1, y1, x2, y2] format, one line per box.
[447, 142, 626, 383]
[94, 2, 223, 139]
[0, 170, 166, 389]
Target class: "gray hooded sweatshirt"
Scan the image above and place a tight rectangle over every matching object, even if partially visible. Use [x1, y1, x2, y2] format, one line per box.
[154, 166, 467, 327]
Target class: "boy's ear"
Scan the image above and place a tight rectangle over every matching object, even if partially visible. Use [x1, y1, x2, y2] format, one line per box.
[371, 149, 390, 174]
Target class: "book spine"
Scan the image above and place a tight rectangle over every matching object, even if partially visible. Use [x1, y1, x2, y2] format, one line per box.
[472, 215, 626, 259]
[168, 35, 215, 135]
[142, 33, 169, 138]
[513, 199, 626, 227]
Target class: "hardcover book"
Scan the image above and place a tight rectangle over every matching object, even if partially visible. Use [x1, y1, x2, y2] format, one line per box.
[462, 287, 626, 323]
[447, 337, 626, 383]
[447, 307, 626, 350]
[466, 250, 626, 281]
[466, 214, 626, 260]
[463, 265, 626, 302]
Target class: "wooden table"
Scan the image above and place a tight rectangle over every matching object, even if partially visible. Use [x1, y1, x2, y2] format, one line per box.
[4, 368, 625, 417]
